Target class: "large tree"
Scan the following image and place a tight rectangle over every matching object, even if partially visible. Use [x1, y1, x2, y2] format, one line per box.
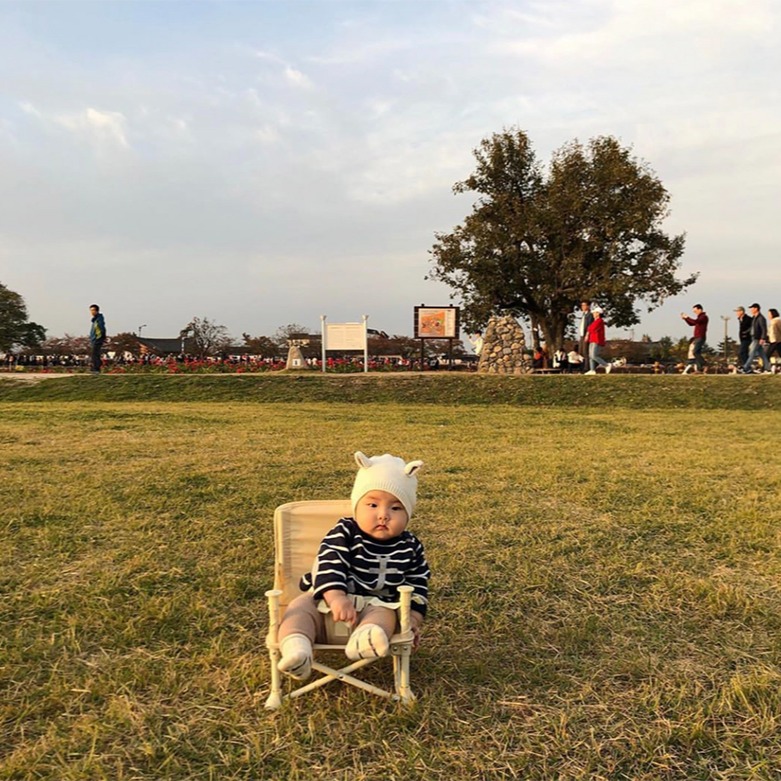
[428, 129, 695, 348]
[0, 282, 46, 352]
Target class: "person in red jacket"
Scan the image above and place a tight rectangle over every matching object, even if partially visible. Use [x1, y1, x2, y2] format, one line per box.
[585, 307, 612, 374]
[681, 304, 708, 374]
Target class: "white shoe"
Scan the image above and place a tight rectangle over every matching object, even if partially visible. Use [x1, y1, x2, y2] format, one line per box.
[605, 364, 613, 374]
[585, 370, 596, 375]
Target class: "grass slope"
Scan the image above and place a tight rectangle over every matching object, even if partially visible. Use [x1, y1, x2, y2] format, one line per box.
[0, 372, 778, 408]
[2, 401, 781, 779]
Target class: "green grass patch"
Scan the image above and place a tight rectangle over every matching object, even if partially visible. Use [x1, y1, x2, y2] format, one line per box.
[0, 372, 778, 409]
[2, 401, 781, 779]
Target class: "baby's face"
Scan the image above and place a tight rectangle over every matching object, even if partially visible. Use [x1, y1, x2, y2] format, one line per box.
[354, 490, 408, 541]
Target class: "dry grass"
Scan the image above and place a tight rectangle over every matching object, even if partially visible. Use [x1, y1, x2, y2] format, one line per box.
[2, 401, 781, 780]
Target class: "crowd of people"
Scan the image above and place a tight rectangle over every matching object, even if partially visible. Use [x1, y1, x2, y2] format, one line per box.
[567, 299, 780, 375]
[680, 302, 780, 375]
[1, 351, 447, 374]
[731, 304, 781, 374]
[5, 301, 780, 376]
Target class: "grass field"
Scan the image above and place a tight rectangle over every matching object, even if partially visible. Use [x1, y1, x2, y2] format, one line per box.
[2, 380, 781, 779]
[0, 371, 778, 409]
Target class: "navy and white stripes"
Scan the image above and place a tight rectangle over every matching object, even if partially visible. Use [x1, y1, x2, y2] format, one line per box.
[300, 517, 430, 616]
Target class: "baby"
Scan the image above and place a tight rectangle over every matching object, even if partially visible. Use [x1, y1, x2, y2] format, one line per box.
[277, 451, 430, 680]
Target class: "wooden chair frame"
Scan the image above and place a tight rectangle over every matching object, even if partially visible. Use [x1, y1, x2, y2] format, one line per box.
[264, 500, 416, 710]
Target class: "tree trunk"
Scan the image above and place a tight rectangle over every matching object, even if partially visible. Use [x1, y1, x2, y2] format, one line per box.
[530, 315, 542, 350]
[538, 316, 567, 353]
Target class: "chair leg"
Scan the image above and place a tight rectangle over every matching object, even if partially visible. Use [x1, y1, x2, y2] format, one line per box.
[265, 646, 283, 710]
[393, 648, 416, 705]
[394, 585, 416, 705]
[264, 589, 283, 710]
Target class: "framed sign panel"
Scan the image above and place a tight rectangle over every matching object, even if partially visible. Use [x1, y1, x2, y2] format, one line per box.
[324, 322, 366, 351]
[320, 315, 369, 373]
[414, 306, 460, 339]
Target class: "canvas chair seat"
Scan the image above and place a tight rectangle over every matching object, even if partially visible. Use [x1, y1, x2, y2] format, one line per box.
[264, 500, 416, 710]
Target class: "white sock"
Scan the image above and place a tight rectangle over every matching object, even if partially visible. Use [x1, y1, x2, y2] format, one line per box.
[345, 624, 389, 661]
[278, 633, 313, 680]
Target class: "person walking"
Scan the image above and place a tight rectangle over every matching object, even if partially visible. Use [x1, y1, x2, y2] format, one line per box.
[88, 303, 107, 374]
[577, 301, 593, 374]
[681, 304, 708, 374]
[741, 303, 770, 374]
[585, 307, 612, 374]
[765, 307, 781, 374]
[735, 306, 753, 369]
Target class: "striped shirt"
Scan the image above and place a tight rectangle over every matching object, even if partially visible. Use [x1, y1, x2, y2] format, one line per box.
[300, 517, 430, 616]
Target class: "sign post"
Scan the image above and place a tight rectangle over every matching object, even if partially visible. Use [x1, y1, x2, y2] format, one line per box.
[413, 305, 460, 370]
[321, 315, 369, 373]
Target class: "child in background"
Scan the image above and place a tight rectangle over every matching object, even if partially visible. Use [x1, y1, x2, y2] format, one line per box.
[277, 452, 430, 680]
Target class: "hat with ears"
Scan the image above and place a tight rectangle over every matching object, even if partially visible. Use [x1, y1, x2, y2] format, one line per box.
[351, 451, 424, 520]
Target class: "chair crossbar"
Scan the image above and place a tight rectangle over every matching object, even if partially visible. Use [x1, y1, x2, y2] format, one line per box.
[287, 659, 397, 701]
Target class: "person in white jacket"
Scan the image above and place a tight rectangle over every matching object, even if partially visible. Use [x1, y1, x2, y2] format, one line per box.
[765, 307, 781, 373]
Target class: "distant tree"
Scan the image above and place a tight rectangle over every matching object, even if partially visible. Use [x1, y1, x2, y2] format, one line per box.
[37, 334, 89, 356]
[182, 317, 232, 358]
[424, 338, 468, 358]
[716, 336, 738, 362]
[369, 335, 419, 359]
[429, 128, 695, 349]
[109, 332, 142, 359]
[671, 337, 692, 363]
[242, 332, 281, 358]
[273, 323, 313, 346]
[0, 282, 46, 352]
[648, 336, 675, 362]
[271, 323, 322, 358]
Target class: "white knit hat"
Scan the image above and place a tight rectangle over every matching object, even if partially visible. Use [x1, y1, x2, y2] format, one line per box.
[350, 451, 424, 519]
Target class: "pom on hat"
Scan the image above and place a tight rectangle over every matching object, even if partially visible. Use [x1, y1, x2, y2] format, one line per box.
[351, 451, 424, 520]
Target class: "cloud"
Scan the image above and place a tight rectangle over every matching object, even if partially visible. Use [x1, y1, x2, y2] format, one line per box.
[21, 101, 130, 150]
[254, 49, 315, 90]
[284, 66, 313, 89]
[492, 0, 775, 66]
[55, 107, 130, 148]
[19, 101, 43, 118]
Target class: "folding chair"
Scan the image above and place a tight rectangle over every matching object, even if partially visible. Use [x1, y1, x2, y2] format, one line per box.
[264, 500, 416, 710]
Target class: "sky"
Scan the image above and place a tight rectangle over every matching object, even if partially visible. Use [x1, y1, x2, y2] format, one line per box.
[1, 0, 779, 346]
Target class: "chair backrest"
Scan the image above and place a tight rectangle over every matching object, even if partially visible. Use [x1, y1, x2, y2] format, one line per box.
[273, 500, 352, 609]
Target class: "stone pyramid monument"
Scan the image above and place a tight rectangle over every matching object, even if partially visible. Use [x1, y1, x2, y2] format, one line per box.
[477, 315, 532, 374]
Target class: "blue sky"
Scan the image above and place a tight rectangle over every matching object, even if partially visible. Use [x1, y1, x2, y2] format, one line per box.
[1, 0, 779, 345]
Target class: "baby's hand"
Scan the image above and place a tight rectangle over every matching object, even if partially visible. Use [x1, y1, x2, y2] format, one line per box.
[410, 612, 424, 651]
[327, 592, 357, 625]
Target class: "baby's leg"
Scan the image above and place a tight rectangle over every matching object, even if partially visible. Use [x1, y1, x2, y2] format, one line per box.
[277, 594, 323, 680]
[345, 605, 397, 661]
